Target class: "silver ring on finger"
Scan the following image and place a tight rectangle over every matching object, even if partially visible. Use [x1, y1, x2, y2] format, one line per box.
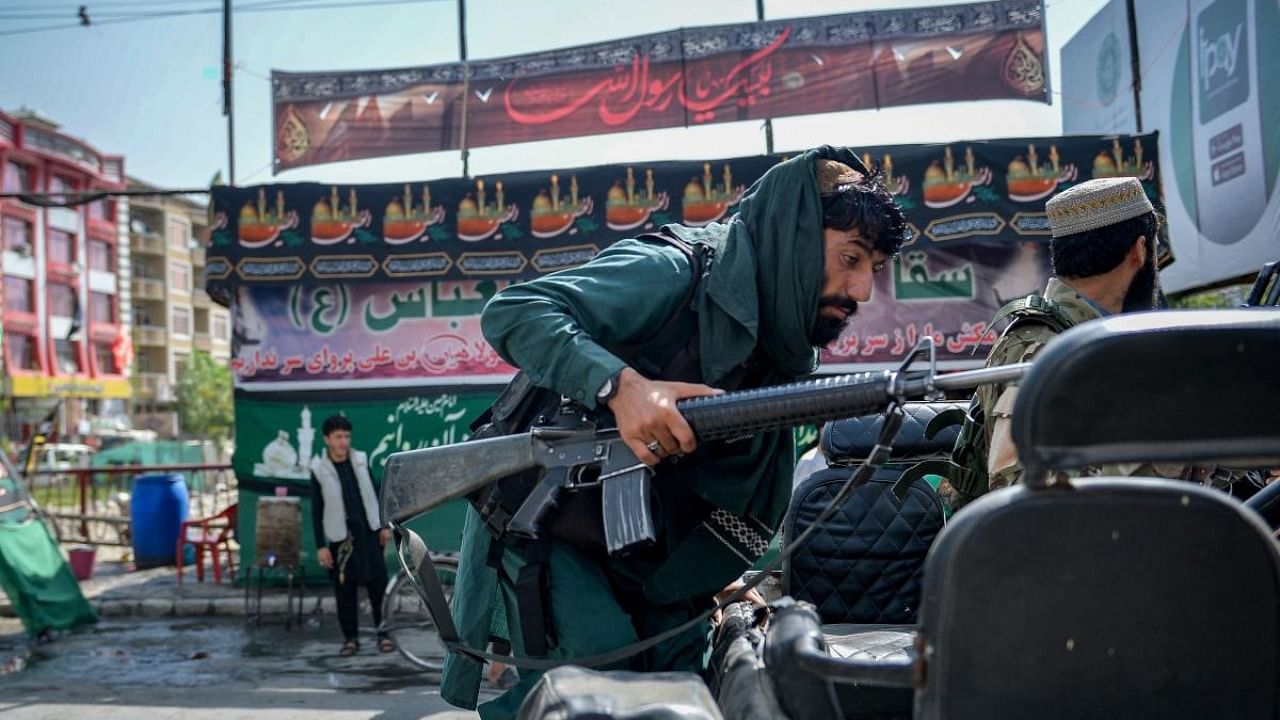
[646, 440, 662, 454]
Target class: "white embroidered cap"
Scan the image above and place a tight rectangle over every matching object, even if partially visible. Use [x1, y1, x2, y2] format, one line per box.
[1045, 177, 1154, 238]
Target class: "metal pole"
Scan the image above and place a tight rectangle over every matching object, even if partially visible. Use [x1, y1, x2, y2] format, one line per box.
[1124, 0, 1143, 132]
[223, 0, 235, 184]
[756, 0, 774, 156]
[457, 0, 470, 178]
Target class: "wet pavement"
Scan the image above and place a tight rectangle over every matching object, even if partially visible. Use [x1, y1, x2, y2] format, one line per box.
[0, 614, 501, 719]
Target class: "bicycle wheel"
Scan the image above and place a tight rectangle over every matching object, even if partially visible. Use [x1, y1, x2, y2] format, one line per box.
[381, 554, 457, 672]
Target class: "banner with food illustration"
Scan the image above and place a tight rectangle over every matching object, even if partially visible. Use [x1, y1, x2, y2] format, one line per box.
[270, 0, 1047, 170]
[222, 131, 1163, 380]
[209, 132, 1161, 295]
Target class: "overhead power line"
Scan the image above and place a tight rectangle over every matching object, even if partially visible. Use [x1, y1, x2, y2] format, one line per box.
[1, 188, 212, 208]
[0, 0, 446, 36]
[0, 0, 324, 19]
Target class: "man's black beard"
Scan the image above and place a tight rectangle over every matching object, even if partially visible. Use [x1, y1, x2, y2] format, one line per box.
[1121, 251, 1160, 313]
[810, 295, 858, 347]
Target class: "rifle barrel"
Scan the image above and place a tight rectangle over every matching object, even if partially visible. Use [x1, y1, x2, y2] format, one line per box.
[677, 363, 1031, 441]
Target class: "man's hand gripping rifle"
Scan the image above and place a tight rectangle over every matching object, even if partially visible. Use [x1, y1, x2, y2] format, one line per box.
[381, 341, 1029, 556]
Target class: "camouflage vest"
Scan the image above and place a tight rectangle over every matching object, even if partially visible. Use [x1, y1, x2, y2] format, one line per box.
[909, 294, 1078, 510]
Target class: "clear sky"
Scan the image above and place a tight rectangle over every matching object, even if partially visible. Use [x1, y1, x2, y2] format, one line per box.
[0, 0, 1111, 190]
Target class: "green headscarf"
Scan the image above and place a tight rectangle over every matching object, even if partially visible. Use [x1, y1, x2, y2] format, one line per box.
[694, 145, 870, 380]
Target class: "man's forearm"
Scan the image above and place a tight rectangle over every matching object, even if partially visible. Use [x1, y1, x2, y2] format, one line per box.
[480, 240, 692, 407]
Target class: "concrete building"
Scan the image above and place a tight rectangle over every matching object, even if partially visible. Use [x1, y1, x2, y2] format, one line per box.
[127, 179, 230, 437]
[1, 109, 130, 444]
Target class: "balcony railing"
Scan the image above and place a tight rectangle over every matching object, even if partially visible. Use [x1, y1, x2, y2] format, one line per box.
[135, 325, 167, 347]
[193, 333, 212, 352]
[135, 371, 174, 402]
[133, 277, 165, 301]
[130, 232, 165, 255]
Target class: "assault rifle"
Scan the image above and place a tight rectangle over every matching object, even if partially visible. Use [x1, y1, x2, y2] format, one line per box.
[1244, 260, 1279, 307]
[382, 342, 1030, 556]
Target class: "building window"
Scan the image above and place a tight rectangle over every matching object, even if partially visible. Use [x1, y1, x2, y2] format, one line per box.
[49, 282, 77, 317]
[49, 175, 73, 203]
[54, 339, 79, 374]
[4, 161, 33, 193]
[4, 275, 33, 312]
[88, 239, 114, 271]
[90, 291, 114, 323]
[48, 229, 75, 265]
[169, 262, 190, 293]
[172, 306, 191, 336]
[95, 343, 117, 374]
[6, 334, 39, 370]
[88, 199, 110, 221]
[212, 313, 228, 341]
[3, 216, 32, 253]
[168, 218, 189, 249]
[174, 352, 190, 379]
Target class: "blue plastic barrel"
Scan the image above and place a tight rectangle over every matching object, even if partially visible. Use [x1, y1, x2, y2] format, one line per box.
[130, 473, 189, 568]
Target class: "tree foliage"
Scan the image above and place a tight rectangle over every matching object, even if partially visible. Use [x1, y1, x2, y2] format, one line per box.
[175, 351, 234, 444]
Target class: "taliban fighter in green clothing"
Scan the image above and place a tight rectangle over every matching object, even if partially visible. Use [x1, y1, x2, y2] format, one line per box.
[439, 146, 909, 718]
[945, 177, 1184, 510]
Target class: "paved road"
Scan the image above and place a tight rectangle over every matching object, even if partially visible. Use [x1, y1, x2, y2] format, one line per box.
[0, 615, 501, 719]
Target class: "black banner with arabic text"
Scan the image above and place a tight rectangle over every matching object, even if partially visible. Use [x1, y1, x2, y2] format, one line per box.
[272, 0, 1048, 169]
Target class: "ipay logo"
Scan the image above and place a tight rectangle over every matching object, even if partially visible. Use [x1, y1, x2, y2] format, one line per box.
[1197, 0, 1249, 122]
[1199, 23, 1244, 91]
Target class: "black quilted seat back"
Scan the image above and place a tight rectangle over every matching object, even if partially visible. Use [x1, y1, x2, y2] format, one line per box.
[785, 468, 943, 625]
[822, 402, 964, 465]
[784, 402, 960, 625]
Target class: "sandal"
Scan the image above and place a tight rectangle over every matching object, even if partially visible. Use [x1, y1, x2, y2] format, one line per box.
[339, 640, 359, 657]
[377, 635, 396, 654]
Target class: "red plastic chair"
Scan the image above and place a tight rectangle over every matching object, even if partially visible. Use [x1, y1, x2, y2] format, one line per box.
[176, 503, 238, 586]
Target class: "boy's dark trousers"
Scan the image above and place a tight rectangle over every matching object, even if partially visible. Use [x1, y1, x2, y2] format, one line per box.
[334, 575, 387, 641]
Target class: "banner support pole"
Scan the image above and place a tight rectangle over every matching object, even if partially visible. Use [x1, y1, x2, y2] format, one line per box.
[458, 0, 471, 178]
[223, 0, 235, 185]
[756, 0, 774, 156]
[1124, 0, 1143, 132]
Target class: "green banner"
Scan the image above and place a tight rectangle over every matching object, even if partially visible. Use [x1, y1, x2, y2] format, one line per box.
[233, 389, 495, 581]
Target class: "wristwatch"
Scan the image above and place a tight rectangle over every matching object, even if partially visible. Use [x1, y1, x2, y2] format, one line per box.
[596, 369, 624, 405]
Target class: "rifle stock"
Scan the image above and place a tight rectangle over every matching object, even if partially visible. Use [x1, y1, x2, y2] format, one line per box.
[381, 433, 541, 525]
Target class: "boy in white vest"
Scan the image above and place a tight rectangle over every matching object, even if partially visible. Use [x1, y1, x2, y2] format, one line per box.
[310, 414, 394, 656]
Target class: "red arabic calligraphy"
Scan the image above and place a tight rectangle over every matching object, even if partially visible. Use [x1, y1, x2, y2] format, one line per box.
[823, 321, 995, 361]
[504, 26, 789, 127]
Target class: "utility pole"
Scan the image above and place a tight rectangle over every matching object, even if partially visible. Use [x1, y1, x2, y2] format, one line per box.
[756, 0, 774, 156]
[223, 0, 235, 184]
[1124, 0, 1144, 132]
[457, 0, 470, 178]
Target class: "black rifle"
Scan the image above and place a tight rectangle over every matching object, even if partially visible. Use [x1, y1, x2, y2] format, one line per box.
[382, 349, 1028, 556]
[1244, 260, 1279, 307]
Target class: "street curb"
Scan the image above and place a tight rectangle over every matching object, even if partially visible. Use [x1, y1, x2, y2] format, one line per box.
[93, 595, 337, 618]
[2, 595, 340, 619]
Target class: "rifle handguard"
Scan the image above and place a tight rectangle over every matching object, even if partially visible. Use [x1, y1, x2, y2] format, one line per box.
[678, 371, 894, 441]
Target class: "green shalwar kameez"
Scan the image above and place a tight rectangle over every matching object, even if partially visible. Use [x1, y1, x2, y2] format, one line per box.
[440, 147, 868, 718]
